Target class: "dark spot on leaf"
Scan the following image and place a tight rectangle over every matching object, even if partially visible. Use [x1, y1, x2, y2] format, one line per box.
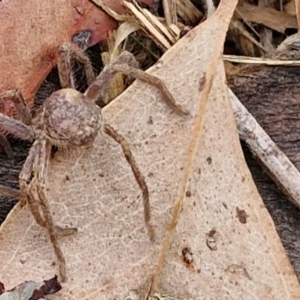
[236, 207, 248, 224]
[148, 116, 153, 124]
[208, 229, 216, 237]
[199, 74, 206, 92]
[206, 157, 212, 164]
[206, 229, 218, 251]
[182, 247, 193, 265]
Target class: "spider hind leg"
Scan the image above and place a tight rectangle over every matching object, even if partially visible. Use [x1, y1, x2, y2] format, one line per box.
[19, 140, 76, 281]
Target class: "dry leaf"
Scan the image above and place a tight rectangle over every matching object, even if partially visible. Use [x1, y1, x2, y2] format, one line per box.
[285, 0, 296, 16]
[237, 3, 298, 33]
[0, 1, 299, 300]
[0, 0, 154, 117]
[0, 276, 61, 300]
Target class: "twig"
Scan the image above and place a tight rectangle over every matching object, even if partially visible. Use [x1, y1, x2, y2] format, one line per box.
[229, 88, 300, 210]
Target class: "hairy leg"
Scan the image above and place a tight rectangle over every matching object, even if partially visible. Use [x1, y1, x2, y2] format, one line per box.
[19, 141, 40, 208]
[57, 43, 95, 89]
[19, 141, 76, 281]
[0, 90, 33, 158]
[85, 51, 189, 115]
[0, 132, 13, 158]
[0, 90, 32, 124]
[104, 124, 155, 241]
[0, 113, 34, 141]
[37, 140, 68, 281]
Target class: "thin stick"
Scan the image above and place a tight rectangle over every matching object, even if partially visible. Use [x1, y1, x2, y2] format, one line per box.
[229, 88, 300, 210]
[104, 124, 155, 241]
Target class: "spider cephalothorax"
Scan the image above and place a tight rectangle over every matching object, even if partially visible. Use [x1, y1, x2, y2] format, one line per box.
[0, 43, 188, 281]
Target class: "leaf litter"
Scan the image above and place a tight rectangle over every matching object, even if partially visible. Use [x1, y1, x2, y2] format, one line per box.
[0, 276, 61, 300]
[1, 0, 300, 299]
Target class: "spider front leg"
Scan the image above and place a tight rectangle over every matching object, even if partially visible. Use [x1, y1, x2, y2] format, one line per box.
[84, 51, 189, 116]
[57, 43, 95, 89]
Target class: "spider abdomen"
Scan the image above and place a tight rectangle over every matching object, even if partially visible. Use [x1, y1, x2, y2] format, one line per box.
[42, 88, 102, 147]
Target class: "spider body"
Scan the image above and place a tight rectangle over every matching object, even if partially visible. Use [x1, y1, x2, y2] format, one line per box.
[42, 88, 103, 147]
[0, 43, 188, 281]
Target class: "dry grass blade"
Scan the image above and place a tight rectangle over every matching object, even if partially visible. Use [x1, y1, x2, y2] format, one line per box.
[162, 0, 177, 26]
[143, 8, 176, 44]
[111, 21, 140, 57]
[124, 1, 173, 50]
[176, 0, 202, 24]
[101, 31, 126, 103]
[223, 54, 300, 65]
[88, 0, 130, 22]
[230, 18, 267, 53]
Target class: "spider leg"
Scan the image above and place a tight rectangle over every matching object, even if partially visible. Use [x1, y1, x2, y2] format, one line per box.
[0, 132, 13, 158]
[84, 51, 189, 115]
[0, 113, 33, 199]
[36, 140, 69, 281]
[111, 64, 189, 116]
[84, 51, 139, 103]
[19, 140, 76, 281]
[0, 113, 34, 141]
[19, 141, 44, 210]
[104, 124, 155, 241]
[0, 89, 32, 125]
[57, 43, 95, 89]
[0, 184, 20, 198]
[0, 90, 33, 158]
